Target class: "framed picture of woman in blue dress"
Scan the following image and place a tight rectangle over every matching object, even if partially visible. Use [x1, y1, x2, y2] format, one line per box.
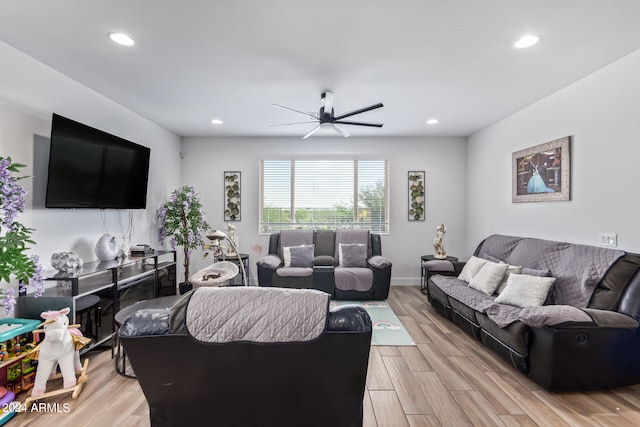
[512, 136, 571, 203]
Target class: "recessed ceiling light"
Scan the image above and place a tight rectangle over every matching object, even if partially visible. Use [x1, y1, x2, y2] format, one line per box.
[514, 35, 539, 49]
[108, 32, 135, 46]
[426, 119, 439, 125]
[211, 118, 223, 125]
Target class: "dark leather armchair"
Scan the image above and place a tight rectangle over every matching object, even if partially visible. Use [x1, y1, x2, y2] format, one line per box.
[119, 287, 372, 427]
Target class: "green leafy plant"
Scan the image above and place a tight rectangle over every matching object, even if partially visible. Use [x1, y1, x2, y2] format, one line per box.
[0, 157, 44, 314]
[158, 186, 209, 284]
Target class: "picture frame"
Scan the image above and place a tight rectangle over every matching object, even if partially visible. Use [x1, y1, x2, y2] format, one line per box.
[408, 171, 425, 221]
[512, 136, 571, 203]
[224, 171, 241, 221]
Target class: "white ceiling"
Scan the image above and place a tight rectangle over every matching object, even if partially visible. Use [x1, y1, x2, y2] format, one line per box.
[2, 1, 640, 139]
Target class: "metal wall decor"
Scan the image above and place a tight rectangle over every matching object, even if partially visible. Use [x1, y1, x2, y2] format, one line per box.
[408, 171, 425, 221]
[224, 171, 241, 221]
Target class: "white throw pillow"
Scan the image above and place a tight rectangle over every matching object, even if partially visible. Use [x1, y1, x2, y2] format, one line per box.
[468, 262, 509, 295]
[494, 273, 556, 307]
[495, 264, 522, 294]
[458, 256, 489, 282]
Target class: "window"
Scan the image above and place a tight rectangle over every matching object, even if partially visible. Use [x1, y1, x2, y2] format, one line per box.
[260, 159, 388, 233]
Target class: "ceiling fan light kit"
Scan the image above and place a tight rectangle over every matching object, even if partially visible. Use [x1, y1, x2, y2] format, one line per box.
[272, 91, 384, 138]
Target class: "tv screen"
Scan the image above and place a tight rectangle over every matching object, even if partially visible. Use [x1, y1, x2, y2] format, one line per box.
[45, 114, 150, 209]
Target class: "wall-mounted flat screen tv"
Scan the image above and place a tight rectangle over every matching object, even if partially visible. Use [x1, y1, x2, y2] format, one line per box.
[45, 113, 151, 209]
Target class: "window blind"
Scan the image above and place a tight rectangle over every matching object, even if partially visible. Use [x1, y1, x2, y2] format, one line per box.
[260, 159, 388, 233]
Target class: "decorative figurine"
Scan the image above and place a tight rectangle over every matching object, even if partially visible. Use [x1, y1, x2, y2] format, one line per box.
[224, 223, 238, 256]
[433, 223, 447, 259]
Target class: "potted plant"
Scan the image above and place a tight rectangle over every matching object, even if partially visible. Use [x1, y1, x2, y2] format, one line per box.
[158, 186, 209, 292]
[0, 157, 45, 315]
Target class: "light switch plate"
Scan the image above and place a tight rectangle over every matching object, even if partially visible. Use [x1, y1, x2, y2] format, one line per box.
[598, 233, 617, 247]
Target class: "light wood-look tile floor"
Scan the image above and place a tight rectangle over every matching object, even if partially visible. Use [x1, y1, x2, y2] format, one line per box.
[11, 286, 640, 426]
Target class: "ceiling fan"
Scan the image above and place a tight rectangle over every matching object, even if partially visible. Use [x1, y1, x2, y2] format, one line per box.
[271, 91, 384, 139]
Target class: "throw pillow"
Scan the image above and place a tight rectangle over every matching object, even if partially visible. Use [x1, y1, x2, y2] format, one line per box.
[495, 264, 522, 294]
[458, 256, 489, 282]
[283, 245, 314, 267]
[290, 244, 315, 268]
[339, 243, 368, 267]
[494, 273, 556, 307]
[468, 262, 509, 295]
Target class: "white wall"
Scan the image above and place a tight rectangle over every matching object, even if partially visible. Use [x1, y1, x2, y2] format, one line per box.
[467, 48, 640, 254]
[181, 136, 467, 285]
[0, 41, 182, 288]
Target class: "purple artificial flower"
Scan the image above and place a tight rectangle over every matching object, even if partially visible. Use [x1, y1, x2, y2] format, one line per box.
[2, 288, 16, 316]
[29, 255, 46, 298]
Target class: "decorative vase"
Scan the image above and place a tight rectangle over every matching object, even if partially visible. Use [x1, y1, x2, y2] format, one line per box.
[51, 251, 83, 272]
[95, 234, 119, 261]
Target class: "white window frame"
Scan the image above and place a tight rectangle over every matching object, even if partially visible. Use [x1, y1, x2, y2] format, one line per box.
[260, 159, 389, 234]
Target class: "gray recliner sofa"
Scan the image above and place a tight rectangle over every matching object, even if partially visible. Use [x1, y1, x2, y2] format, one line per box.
[256, 229, 392, 300]
[426, 234, 640, 391]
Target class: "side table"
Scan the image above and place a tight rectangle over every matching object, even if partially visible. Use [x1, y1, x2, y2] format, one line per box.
[114, 295, 180, 378]
[216, 253, 249, 286]
[421, 255, 459, 294]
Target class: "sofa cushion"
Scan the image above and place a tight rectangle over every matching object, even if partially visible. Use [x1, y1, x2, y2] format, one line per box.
[334, 268, 373, 292]
[314, 229, 335, 257]
[185, 287, 329, 343]
[477, 234, 624, 307]
[279, 229, 314, 257]
[334, 229, 370, 264]
[339, 243, 367, 267]
[495, 274, 555, 307]
[458, 256, 489, 282]
[468, 262, 509, 295]
[276, 267, 313, 278]
[430, 275, 496, 314]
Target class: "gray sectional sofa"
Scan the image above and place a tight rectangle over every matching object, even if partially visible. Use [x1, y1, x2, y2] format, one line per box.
[425, 234, 640, 390]
[256, 229, 392, 300]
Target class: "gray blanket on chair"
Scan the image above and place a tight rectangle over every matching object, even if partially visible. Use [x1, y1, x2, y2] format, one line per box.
[185, 287, 329, 343]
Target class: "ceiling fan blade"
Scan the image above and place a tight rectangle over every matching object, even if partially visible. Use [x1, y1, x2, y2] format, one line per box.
[334, 103, 384, 121]
[333, 124, 351, 138]
[273, 104, 318, 119]
[334, 120, 384, 128]
[302, 125, 321, 139]
[269, 121, 319, 127]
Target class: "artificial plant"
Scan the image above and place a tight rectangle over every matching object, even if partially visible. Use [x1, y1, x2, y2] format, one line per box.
[158, 185, 209, 285]
[0, 157, 44, 314]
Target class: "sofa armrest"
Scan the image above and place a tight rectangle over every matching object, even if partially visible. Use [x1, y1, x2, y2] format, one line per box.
[313, 255, 334, 266]
[368, 255, 392, 269]
[256, 254, 282, 269]
[579, 308, 639, 329]
[328, 306, 371, 332]
[119, 309, 170, 337]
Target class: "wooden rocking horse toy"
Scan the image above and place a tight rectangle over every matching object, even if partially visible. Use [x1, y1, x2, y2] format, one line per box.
[24, 307, 91, 407]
